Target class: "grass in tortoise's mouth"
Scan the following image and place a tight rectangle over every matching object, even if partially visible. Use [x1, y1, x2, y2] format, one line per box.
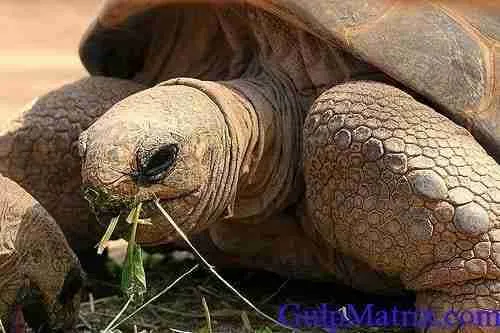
[82, 186, 135, 216]
[81, 185, 199, 222]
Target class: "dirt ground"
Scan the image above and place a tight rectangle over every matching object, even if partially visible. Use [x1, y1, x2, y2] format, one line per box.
[0, 0, 99, 120]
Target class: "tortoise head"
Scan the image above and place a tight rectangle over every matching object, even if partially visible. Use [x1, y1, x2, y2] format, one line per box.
[79, 79, 249, 245]
[0, 177, 84, 333]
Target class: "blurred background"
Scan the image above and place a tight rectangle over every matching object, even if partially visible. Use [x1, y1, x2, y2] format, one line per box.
[0, 0, 100, 120]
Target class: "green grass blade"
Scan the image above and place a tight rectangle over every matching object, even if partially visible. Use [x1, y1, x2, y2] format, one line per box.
[126, 204, 141, 224]
[201, 296, 212, 333]
[121, 204, 147, 299]
[109, 264, 199, 331]
[120, 237, 147, 299]
[96, 214, 120, 255]
[133, 244, 147, 293]
[126, 203, 152, 225]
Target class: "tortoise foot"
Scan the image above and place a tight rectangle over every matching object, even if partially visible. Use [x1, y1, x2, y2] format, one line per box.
[417, 280, 500, 333]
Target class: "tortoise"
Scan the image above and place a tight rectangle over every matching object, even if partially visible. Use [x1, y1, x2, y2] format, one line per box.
[0, 174, 83, 332]
[1, 0, 500, 331]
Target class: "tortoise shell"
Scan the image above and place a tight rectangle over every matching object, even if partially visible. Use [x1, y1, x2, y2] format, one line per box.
[79, 0, 500, 159]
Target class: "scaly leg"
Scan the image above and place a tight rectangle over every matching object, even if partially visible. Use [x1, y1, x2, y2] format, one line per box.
[304, 81, 500, 332]
[0, 77, 144, 249]
[209, 210, 404, 294]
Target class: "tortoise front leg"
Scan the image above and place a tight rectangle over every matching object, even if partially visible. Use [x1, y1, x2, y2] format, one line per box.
[208, 212, 326, 280]
[417, 282, 500, 333]
[303, 81, 500, 333]
[208, 211, 404, 294]
[0, 77, 144, 249]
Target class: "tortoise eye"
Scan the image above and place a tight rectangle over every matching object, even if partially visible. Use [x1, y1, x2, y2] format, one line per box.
[141, 143, 179, 182]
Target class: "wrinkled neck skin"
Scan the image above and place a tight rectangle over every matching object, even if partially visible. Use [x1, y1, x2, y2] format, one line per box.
[168, 64, 305, 228]
[221, 64, 305, 223]
[131, 4, 377, 228]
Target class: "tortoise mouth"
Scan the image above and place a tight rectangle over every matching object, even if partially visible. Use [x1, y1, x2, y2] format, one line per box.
[82, 184, 201, 238]
[11, 287, 53, 333]
[9, 304, 27, 333]
[9, 264, 83, 333]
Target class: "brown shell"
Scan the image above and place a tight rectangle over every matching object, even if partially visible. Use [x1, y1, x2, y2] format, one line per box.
[79, 0, 500, 159]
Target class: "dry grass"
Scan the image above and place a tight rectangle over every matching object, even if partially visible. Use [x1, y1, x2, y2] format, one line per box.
[75, 250, 414, 333]
[77, 257, 294, 333]
[75, 202, 415, 333]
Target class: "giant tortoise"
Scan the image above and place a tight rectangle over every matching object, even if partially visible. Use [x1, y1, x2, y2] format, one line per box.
[1, 0, 500, 332]
[0, 174, 83, 332]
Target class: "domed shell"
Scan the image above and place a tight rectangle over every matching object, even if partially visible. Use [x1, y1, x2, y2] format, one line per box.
[79, 0, 500, 159]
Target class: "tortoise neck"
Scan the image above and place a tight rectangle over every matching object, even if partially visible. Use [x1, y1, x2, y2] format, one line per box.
[167, 69, 304, 225]
[221, 66, 305, 222]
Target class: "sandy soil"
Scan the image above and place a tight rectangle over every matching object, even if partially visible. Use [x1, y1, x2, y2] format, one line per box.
[0, 0, 100, 120]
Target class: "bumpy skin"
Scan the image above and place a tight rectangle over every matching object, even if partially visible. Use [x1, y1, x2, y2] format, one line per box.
[79, 66, 306, 237]
[209, 212, 406, 293]
[78, 70, 500, 332]
[0, 77, 145, 248]
[78, 74, 409, 294]
[79, 80, 244, 245]
[0, 174, 83, 332]
[208, 212, 326, 280]
[304, 81, 500, 332]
